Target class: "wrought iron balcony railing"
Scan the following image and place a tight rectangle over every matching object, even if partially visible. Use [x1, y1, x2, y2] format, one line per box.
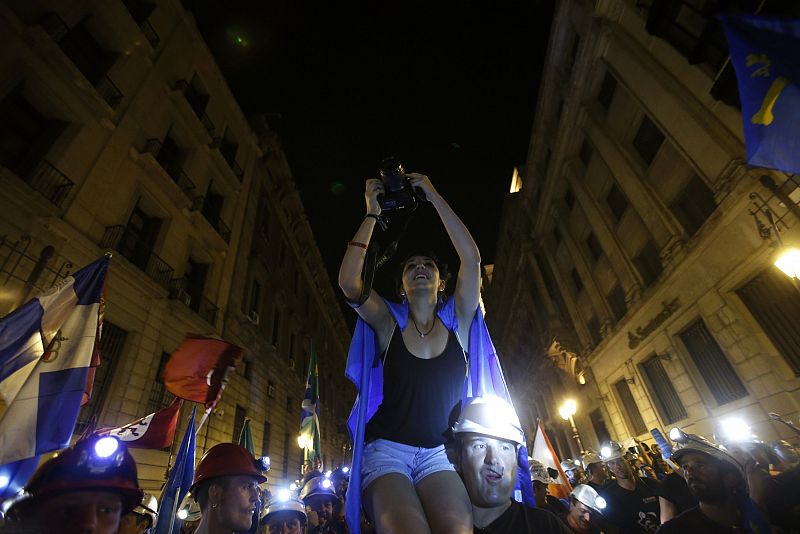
[210, 137, 244, 181]
[192, 196, 232, 243]
[200, 113, 215, 136]
[140, 20, 160, 48]
[95, 75, 123, 109]
[121, 0, 160, 47]
[173, 80, 215, 135]
[40, 13, 123, 109]
[168, 277, 218, 325]
[23, 159, 75, 208]
[142, 139, 196, 198]
[99, 225, 174, 289]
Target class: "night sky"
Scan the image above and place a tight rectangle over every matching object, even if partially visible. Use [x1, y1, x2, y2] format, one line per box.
[190, 1, 554, 294]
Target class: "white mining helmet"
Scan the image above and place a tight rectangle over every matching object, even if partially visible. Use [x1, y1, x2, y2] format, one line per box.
[571, 484, 607, 513]
[452, 396, 524, 445]
[581, 451, 604, 469]
[669, 427, 745, 477]
[599, 440, 625, 461]
[261, 494, 306, 525]
[529, 460, 556, 484]
[560, 459, 582, 472]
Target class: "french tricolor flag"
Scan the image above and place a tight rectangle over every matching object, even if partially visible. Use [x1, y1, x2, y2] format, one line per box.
[0, 256, 108, 500]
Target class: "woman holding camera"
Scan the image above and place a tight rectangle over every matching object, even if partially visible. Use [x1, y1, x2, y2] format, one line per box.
[339, 173, 479, 534]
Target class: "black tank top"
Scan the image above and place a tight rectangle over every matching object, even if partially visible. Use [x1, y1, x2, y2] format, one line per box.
[365, 324, 467, 448]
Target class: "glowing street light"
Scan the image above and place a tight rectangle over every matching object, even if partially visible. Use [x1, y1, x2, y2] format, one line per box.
[558, 399, 577, 420]
[558, 399, 584, 454]
[775, 247, 800, 279]
[297, 434, 309, 449]
[720, 417, 756, 442]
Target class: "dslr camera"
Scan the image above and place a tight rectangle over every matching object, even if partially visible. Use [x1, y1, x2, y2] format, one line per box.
[378, 157, 426, 212]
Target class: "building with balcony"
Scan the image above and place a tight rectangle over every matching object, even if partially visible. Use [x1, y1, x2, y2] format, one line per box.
[486, 0, 800, 459]
[0, 0, 353, 493]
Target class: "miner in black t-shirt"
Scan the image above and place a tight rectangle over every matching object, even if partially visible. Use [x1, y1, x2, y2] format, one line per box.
[581, 451, 611, 492]
[452, 397, 570, 534]
[598, 441, 660, 533]
[657, 429, 767, 533]
[656, 471, 696, 523]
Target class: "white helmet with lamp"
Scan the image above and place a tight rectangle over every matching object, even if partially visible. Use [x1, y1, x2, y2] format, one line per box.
[571, 484, 607, 514]
[581, 451, 604, 469]
[599, 440, 625, 461]
[560, 458, 582, 472]
[261, 492, 307, 526]
[299, 475, 337, 503]
[529, 460, 556, 485]
[669, 427, 744, 476]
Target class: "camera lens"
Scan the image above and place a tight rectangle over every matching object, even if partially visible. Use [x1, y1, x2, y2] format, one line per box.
[379, 157, 406, 192]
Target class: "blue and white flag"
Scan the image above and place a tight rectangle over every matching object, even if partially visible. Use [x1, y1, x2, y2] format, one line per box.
[155, 405, 196, 534]
[0, 256, 108, 499]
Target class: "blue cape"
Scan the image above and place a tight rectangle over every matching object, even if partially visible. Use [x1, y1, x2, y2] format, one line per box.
[344, 297, 534, 533]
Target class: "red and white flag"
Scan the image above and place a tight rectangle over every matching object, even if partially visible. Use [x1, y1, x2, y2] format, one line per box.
[530, 420, 572, 499]
[103, 398, 182, 449]
[163, 335, 241, 409]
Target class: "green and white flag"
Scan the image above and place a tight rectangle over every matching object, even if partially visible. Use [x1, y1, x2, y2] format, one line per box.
[299, 341, 321, 463]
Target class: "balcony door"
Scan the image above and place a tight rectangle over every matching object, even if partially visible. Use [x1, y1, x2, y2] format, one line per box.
[185, 258, 208, 311]
[120, 203, 161, 271]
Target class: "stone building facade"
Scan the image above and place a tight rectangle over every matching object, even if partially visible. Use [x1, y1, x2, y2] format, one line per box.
[486, 0, 800, 459]
[0, 0, 353, 494]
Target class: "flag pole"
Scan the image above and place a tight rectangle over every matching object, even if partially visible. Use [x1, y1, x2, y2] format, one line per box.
[195, 406, 213, 435]
[166, 429, 191, 534]
[195, 378, 228, 437]
[166, 485, 181, 534]
[164, 399, 185, 480]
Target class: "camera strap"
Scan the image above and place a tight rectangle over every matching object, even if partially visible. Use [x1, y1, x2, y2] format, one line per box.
[354, 204, 419, 306]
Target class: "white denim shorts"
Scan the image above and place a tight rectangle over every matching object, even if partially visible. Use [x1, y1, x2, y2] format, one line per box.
[360, 438, 455, 490]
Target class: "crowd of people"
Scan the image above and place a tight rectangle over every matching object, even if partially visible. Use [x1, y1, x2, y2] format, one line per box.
[1, 174, 798, 534]
[1, 404, 798, 533]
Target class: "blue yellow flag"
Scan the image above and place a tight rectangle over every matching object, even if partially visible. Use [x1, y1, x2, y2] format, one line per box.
[718, 14, 800, 174]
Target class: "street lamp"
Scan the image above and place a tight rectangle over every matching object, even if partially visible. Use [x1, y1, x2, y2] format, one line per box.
[559, 399, 584, 454]
[297, 434, 309, 449]
[748, 185, 800, 287]
[774, 247, 800, 279]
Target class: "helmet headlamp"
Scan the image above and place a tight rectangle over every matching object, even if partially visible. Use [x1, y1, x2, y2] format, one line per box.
[342, 466, 349, 474]
[669, 427, 687, 443]
[595, 496, 607, 510]
[76, 436, 126, 474]
[255, 456, 271, 472]
[600, 446, 611, 459]
[278, 489, 291, 502]
[177, 508, 188, 520]
[94, 436, 120, 459]
[321, 479, 332, 489]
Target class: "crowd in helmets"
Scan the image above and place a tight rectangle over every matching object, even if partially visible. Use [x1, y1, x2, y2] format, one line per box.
[1, 407, 799, 533]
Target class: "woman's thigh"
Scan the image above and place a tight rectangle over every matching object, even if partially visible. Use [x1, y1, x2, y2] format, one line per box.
[415, 470, 473, 534]
[364, 473, 431, 534]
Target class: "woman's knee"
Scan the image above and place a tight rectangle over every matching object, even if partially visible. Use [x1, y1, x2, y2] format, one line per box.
[416, 471, 473, 534]
[364, 474, 431, 534]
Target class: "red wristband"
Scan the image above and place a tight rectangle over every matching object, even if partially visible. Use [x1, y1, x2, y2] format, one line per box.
[347, 241, 368, 249]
